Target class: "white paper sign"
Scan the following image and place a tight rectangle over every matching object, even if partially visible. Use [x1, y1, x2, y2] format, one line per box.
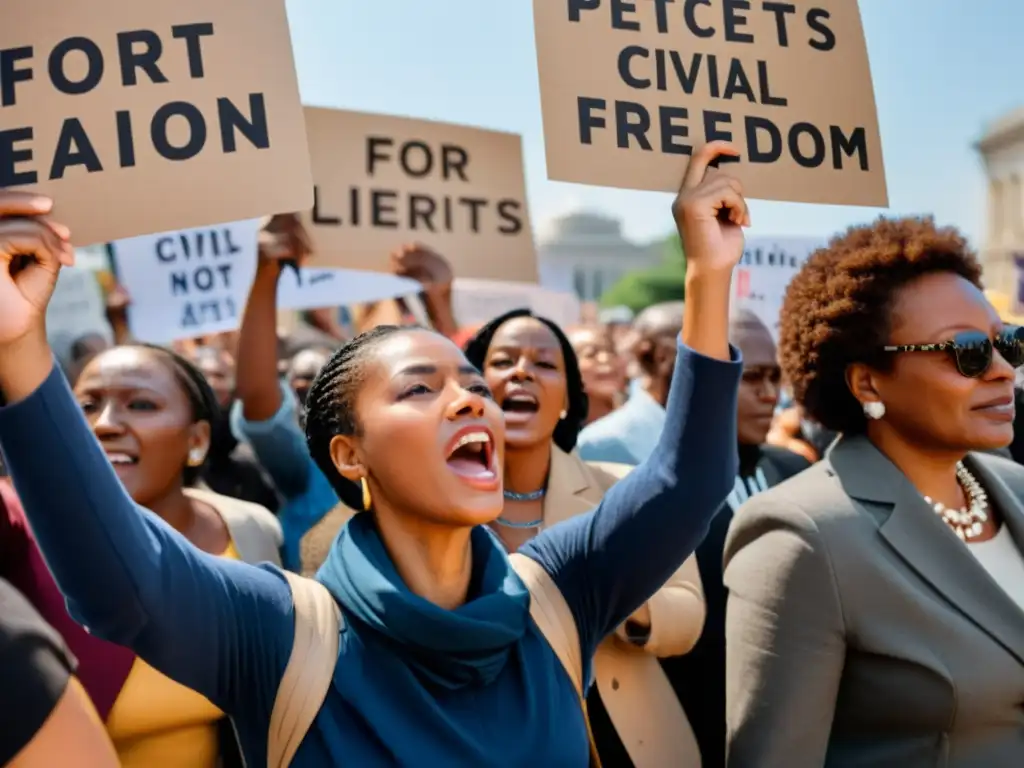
[113, 220, 421, 343]
[731, 236, 824, 340]
[453, 278, 582, 329]
[113, 220, 262, 343]
[277, 268, 419, 312]
[46, 266, 112, 364]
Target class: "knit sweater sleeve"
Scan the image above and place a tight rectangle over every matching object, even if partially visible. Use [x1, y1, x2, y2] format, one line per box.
[0, 362, 293, 722]
[519, 341, 741, 666]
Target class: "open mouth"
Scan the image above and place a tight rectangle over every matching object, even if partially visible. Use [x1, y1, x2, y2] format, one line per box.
[445, 429, 497, 487]
[501, 392, 539, 421]
[105, 451, 139, 467]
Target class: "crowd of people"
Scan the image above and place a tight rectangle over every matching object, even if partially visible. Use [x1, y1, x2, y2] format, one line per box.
[3, 139, 1024, 768]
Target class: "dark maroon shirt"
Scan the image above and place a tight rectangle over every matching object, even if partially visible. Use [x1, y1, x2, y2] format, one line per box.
[0, 479, 133, 719]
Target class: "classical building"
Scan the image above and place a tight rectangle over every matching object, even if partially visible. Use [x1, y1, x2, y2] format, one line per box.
[977, 107, 1024, 297]
[537, 211, 660, 302]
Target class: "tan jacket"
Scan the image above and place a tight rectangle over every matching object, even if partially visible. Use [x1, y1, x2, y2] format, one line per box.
[298, 448, 705, 766]
[544, 446, 704, 768]
[185, 487, 282, 567]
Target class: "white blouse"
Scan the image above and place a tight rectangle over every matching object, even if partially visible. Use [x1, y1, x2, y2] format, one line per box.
[967, 524, 1024, 611]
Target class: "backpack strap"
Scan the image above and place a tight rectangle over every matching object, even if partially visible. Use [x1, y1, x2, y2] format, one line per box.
[267, 572, 342, 768]
[509, 553, 602, 767]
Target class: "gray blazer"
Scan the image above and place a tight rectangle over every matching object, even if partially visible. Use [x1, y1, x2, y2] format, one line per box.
[723, 434, 1024, 767]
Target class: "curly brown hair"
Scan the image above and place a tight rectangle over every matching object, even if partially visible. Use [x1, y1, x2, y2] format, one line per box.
[778, 216, 983, 434]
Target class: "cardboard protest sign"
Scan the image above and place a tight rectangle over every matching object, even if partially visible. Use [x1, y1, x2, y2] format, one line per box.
[302, 108, 538, 282]
[533, 0, 886, 206]
[0, 0, 312, 246]
[731, 235, 823, 338]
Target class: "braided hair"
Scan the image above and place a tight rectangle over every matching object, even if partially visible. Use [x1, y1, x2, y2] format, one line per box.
[304, 325, 408, 510]
[463, 309, 588, 453]
[127, 344, 221, 486]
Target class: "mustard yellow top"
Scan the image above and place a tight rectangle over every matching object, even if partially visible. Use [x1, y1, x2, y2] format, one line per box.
[105, 541, 240, 768]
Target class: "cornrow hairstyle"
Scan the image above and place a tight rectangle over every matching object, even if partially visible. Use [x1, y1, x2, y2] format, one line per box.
[463, 308, 588, 453]
[128, 343, 221, 486]
[304, 325, 409, 510]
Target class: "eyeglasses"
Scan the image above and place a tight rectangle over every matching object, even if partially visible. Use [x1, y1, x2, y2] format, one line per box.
[882, 326, 1024, 378]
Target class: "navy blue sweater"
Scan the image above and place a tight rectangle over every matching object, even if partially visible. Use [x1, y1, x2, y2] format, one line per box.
[0, 341, 740, 766]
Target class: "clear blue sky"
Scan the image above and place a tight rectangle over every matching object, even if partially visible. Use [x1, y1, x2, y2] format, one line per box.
[284, 0, 1023, 246]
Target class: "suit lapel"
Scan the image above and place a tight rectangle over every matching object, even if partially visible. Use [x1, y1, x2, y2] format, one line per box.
[831, 436, 1024, 665]
[543, 447, 604, 528]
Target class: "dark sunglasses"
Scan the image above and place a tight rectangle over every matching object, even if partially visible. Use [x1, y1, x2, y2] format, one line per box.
[882, 326, 1024, 378]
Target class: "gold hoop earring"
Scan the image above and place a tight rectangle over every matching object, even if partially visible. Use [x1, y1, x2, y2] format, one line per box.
[361, 477, 372, 511]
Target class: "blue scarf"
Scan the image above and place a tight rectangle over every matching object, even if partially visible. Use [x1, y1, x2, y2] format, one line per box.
[317, 513, 531, 691]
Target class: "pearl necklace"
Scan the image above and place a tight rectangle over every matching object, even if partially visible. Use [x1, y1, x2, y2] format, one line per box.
[923, 462, 989, 541]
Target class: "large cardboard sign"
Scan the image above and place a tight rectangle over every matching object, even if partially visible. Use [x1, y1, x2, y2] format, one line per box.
[0, 0, 313, 246]
[302, 108, 538, 282]
[533, 0, 886, 206]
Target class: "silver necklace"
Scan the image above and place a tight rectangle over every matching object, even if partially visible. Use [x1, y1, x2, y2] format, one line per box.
[504, 488, 545, 502]
[924, 462, 989, 541]
[493, 516, 544, 529]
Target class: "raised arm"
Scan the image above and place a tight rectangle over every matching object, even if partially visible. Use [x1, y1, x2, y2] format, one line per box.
[520, 142, 747, 660]
[0, 193, 292, 722]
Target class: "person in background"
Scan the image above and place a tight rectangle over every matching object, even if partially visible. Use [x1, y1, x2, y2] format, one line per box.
[187, 345, 281, 513]
[232, 215, 340, 571]
[0, 576, 119, 768]
[285, 346, 332, 410]
[2, 472, 129, 723]
[72, 343, 281, 767]
[567, 324, 626, 426]
[63, 332, 111, 383]
[725, 217, 1024, 767]
[577, 301, 685, 465]
[668, 308, 810, 768]
[465, 309, 705, 767]
[598, 305, 635, 350]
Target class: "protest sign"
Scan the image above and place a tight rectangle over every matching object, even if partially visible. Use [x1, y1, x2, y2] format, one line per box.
[278, 268, 419, 313]
[731, 235, 823, 338]
[0, 0, 312, 246]
[113, 219, 421, 342]
[302, 107, 538, 282]
[533, 0, 886, 206]
[452, 278, 582, 329]
[46, 267, 112, 361]
[112, 220, 261, 342]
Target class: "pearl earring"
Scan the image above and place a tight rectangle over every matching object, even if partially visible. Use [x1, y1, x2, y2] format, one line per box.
[187, 449, 205, 466]
[559, 409, 568, 420]
[863, 401, 886, 420]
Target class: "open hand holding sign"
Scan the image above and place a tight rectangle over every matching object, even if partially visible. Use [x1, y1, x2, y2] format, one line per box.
[0, 191, 76, 400]
[390, 244, 454, 295]
[259, 213, 312, 282]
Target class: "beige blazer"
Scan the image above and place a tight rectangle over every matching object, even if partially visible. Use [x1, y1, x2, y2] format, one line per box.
[186, 487, 282, 567]
[544, 446, 704, 768]
[724, 434, 1024, 768]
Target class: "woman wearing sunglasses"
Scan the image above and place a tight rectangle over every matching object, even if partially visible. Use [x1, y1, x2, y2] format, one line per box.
[723, 217, 1024, 767]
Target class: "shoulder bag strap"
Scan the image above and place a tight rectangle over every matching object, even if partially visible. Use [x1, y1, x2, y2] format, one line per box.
[267, 572, 343, 768]
[509, 553, 602, 767]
